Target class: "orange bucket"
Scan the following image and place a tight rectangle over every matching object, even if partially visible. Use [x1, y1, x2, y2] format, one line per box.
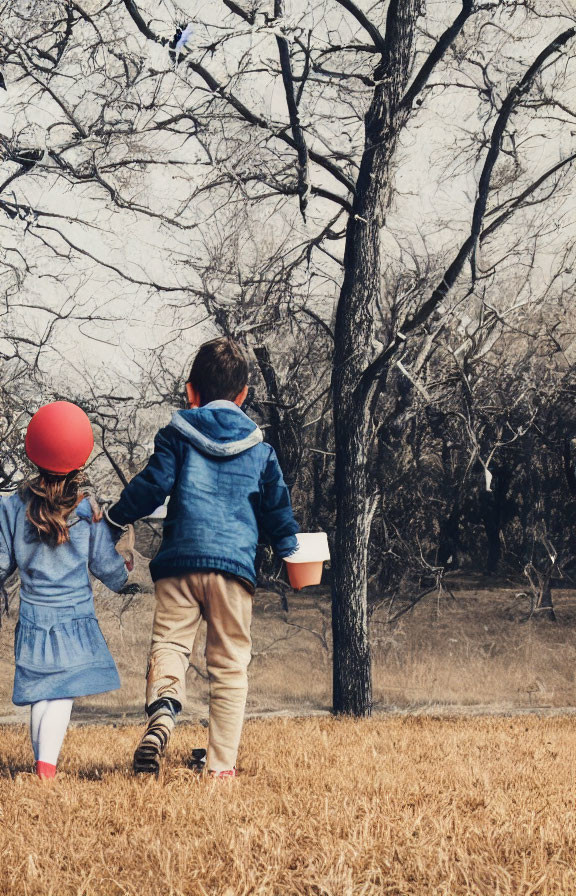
[284, 533, 330, 590]
[286, 560, 324, 590]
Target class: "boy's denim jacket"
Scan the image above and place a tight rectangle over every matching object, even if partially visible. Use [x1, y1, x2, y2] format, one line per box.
[108, 401, 299, 587]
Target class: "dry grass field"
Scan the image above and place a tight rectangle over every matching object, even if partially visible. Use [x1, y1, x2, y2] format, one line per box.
[1, 715, 576, 895]
[3, 581, 576, 893]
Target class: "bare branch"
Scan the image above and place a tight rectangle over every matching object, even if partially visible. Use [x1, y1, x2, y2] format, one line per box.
[333, 0, 387, 52]
[274, 0, 310, 220]
[222, 0, 255, 24]
[121, 0, 355, 195]
[482, 152, 576, 240]
[400, 0, 474, 111]
[358, 26, 576, 402]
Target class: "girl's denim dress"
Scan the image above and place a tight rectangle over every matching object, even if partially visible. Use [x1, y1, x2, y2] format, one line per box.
[0, 494, 128, 705]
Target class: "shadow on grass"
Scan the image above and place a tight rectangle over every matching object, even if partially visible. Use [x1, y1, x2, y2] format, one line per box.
[0, 762, 134, 780]
[71, 704, 144, 725]
[73, 765, 132, 780]
[0, 764, 34, 778]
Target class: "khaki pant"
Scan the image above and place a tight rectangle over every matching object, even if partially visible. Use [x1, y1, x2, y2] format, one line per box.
[146, 572, 252, 772]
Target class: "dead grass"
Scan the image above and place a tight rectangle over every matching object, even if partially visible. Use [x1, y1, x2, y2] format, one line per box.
[1, 715, 576, 895]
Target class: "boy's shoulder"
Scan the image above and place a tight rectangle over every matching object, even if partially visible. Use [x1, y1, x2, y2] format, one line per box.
[163, 412, 278, 478]
[154, 421, 185, 449]
[254, 440, 276, 461]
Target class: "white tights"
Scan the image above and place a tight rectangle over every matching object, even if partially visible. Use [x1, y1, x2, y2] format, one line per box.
[30, 698, 73, 765]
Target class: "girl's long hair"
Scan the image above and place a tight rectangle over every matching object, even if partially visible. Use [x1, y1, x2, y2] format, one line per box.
[20, 469, 87, 547]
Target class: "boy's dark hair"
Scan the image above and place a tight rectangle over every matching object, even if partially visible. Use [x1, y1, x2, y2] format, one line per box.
[188, 337, 248, 404]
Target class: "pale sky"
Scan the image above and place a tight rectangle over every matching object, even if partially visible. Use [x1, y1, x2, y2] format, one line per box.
[1, 0, 575, 399]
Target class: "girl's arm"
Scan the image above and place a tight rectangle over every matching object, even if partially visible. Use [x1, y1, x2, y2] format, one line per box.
[0, 498, 17, 582]
[88, 517, 129, 593]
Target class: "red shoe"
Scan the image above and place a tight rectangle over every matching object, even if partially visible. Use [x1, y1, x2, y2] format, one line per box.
[36, 761, 57, 780]
[208, 768, 236, 778]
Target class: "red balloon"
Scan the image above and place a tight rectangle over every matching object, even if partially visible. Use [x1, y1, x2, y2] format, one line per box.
[25, 402, 94, 474]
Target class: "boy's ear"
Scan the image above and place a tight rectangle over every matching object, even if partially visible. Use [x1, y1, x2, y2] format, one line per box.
[234, 385, 249, 406]
[186, 382, 201, 408]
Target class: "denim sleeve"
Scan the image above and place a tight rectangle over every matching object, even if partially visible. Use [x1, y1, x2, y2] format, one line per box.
[107, 427, 179, 527]
[258, 447, 299, 558]
[0, 499, 16, 583]
[88, 518, 128, 593]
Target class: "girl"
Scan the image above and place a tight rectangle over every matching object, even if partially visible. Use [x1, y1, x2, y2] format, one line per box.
[0, 401, 131, 780]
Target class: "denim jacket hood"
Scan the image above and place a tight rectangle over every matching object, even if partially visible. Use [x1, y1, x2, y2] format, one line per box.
[169, 401, 264, 457]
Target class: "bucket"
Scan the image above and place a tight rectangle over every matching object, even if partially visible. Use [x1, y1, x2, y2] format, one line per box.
[284, 532, 330, 590]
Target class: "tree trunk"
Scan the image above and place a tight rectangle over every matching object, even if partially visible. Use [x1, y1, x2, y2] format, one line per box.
[330, 0, 420, 716]
[479, 465, 513, 574]
[437, 503, 461, 568]
[537, 578, 556, 622]
[252, 344, 302, 488]
[479, 490, 501, 575]
[331, 137, 389, 717]
[332, 400, 372, 715]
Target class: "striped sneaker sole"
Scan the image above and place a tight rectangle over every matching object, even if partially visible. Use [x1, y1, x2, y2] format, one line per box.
[133, 743, 162, 777]
[133, 711, 174, 776]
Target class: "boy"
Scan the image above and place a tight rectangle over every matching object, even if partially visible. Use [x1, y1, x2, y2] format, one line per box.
[105, 337, 299, 777]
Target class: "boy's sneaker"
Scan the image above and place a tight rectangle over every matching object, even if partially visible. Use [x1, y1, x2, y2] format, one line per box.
[133, 699, 177, 776]
[208, 768, 236, 778]
[188, 748, 207, 773]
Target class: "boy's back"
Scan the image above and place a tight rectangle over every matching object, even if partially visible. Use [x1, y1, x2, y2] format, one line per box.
[108, 400, 299, 588]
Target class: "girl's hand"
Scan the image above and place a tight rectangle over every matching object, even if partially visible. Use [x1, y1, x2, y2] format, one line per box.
[115, 524, 135, 572]
[88, 494, 103, 522]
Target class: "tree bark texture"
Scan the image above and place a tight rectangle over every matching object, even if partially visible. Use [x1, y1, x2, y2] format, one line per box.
[331, 0, 420, 715]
